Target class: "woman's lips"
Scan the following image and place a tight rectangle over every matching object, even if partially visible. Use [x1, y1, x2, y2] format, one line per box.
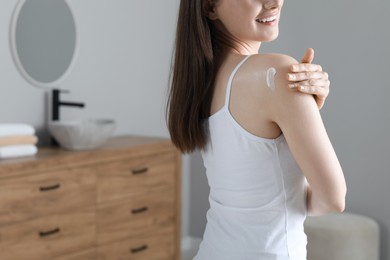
[255, 13, 279, 26]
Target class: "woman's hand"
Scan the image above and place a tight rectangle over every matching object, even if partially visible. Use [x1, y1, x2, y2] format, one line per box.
[287, 48, 330, 110]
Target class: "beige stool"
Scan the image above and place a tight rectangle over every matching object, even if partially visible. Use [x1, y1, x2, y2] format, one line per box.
[304, 213, 380, 260]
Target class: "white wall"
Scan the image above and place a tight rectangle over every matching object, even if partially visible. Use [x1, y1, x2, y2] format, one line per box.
[0, 0, 191, 238]
[188, 1, 390, 259]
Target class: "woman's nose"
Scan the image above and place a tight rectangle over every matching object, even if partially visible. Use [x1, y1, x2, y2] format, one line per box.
[264, 0, 282, 10]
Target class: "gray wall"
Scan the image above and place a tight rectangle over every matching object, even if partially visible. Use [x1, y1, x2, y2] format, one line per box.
[189, 0, 390, 259]
[0, 0, 178, 140]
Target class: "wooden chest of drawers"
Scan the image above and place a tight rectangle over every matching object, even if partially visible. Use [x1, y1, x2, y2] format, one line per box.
[0, 136, 181, 260]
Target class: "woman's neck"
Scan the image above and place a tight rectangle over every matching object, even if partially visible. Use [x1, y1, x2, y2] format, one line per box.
[229, 41, 261, 55]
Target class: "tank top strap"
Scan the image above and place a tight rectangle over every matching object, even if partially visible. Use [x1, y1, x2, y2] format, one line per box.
[224, 55, 252, 108]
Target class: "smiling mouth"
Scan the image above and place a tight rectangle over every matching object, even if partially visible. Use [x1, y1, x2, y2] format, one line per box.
[255, 15, 278, 23]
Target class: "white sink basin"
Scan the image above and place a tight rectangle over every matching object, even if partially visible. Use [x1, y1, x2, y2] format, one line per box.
[48, 119, 115, 150]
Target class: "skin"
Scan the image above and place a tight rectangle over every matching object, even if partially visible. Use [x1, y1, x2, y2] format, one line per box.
[209, 0, 346, 215]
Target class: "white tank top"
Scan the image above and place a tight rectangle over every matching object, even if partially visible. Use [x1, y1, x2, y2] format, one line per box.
[194, 56, 308, 260]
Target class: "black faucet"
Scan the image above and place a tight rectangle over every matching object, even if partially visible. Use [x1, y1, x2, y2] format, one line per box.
[51, 89, 85, 146]
[52, 88, 85, 121]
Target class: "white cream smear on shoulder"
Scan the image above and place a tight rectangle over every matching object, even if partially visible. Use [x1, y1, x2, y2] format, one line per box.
[266, 67, 277, 91]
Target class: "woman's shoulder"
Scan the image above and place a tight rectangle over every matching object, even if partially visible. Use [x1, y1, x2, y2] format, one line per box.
[237, 53, 299, 93]
[248, 53, 299, 70]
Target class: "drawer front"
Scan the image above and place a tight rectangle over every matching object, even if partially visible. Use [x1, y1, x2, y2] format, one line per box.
[97, 226, 175, 260]
[0, 166, 95, 225]
[0, 209, 96, 260]
[97, 152, 176, 202]
[55, 247, 97, 260]
[97, 189, 175, 245]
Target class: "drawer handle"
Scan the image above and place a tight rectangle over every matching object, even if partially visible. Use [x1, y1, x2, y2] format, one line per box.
[130, 244, 148, 254]
[39, 227, 60, 237]
[132, 167, 148, 175]
[131, 206, 148, 214]
[39, 183, 61, 192]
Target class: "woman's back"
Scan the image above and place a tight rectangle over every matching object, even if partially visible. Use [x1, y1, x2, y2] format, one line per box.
[211, 53, 286, 140]
[194, 54, 308, 260]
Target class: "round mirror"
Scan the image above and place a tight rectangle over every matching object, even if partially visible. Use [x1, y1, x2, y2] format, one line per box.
[10, 0, 78, 88]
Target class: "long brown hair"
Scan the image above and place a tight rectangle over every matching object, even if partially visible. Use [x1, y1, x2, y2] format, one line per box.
[166, 0, 241, 153]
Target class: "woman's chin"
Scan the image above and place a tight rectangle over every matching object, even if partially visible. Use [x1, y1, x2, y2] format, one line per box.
[260, 31, 279, 43]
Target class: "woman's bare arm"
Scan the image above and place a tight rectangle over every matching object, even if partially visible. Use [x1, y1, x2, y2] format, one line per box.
[269, 54, 346, 215]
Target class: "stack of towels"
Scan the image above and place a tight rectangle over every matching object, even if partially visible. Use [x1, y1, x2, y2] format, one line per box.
[0, 123, 38, 159]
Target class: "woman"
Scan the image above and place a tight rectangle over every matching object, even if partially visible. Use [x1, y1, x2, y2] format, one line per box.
[167, 0, 347, 259]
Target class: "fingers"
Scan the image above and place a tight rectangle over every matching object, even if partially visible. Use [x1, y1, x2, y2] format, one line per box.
[288, 79, 330, 93]
[287, 71, 325, 81]
[297, 85, 328, 95]
[290, 63, 323, 72]
[300, 48, 314, 64]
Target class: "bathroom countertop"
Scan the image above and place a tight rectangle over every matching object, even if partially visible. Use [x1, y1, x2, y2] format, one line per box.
[0, 135, 175, 178]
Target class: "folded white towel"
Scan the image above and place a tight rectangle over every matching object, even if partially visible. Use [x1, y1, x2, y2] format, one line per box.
[0, 145, 37, 159]
[0, 124, 35, 137]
